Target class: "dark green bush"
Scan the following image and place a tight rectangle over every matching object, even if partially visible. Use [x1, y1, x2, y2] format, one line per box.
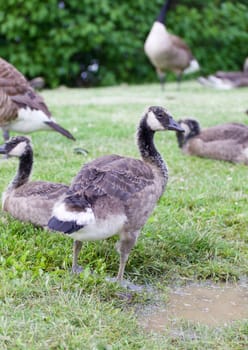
[0, 0, 247, 87]
[169, 2, 248, 76]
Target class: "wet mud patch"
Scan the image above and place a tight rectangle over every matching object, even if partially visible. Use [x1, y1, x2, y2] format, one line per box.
[138, 282, 248, 332]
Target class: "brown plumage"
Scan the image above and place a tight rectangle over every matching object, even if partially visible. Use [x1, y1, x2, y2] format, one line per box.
[29, 77, 45, 90]
[144, 0, 200, 89]
[0, 136, 69, 227]
[198, 57, 248, 89]
[176, 118, 248, 164]
[0, 57, 75, 141]
[48, 106, 183, 282]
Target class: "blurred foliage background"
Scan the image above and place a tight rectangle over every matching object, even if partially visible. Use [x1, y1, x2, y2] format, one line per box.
[0, 0, 247, 87]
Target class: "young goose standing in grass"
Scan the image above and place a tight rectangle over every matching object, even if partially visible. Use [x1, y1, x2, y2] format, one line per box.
[144, 0, 200, 90]
[176, 118, 248, 164]
[48, 106, 183, 281]
[0, 136, 69, 227]
[0, 57, 75, 142]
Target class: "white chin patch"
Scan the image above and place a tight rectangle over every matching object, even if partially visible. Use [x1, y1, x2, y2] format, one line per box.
[147, 111, 164, 131]
[8, 141, 27, 157]
[180, 122, 191, 137]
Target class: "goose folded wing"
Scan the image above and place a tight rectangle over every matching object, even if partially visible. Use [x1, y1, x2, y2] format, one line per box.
[0, 88, 18, 123]
[70, 157, 155, 202]
[0, 58, 29, 96]
[48, 158, 155, 234]
[15, 182, 69, 199]
[170, 35, 192, 56]
[200, 124, 248, 142]
[11, 89, 51, 116]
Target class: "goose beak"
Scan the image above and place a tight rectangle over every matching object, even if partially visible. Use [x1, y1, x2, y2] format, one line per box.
[168, 118, 184, 132]
[0, 144, 6, 154]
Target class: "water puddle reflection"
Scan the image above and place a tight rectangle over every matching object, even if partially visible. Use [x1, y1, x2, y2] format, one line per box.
[139, 283, 248, 331]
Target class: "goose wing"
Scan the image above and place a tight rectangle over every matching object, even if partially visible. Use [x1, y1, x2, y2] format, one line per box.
[170, 35, 193, 57]
[200, 123, 248, 143]
[48, 155, 155, 234]
[0, 88, 18, 124]
[0, 57, 28, 96]
[15, 181, 69, 199]
[11, 89, 51, 117]
[71, 155, 155, 202]
[0, 57, 51, 117]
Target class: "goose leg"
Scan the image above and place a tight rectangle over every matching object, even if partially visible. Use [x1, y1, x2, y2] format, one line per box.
[0, 128, 9, 160]
[156, 69, 166, 91]
[160, 75, 166, 91]
[115, 231, 140, 281]
[72, 240, 83, 273]
[177, 73, 182, 91]
[3, 128, 9, 142]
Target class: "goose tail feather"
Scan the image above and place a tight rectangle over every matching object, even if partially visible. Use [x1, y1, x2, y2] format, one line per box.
[48, 216, 84, 234]
[45, 121, 76, 141]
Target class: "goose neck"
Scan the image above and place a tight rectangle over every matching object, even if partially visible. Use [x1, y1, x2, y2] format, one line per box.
[156, 0, 171, 24]
[11, 151, 33, 189]
[137, 118, 168, 180]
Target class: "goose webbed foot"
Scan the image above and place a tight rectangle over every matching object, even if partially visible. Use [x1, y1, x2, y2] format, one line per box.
[72, 264, 84, 274]
[106, 276, 144, 292]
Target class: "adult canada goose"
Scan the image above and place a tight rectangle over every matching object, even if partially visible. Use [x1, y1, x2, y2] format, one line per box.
[198, 57, 248, 89]
[0, 57, 75, 141]
[176, 118, 248, 164]
[144, 0, 200, 89]
[0, 136, 69, 227]
[48, 106, 183, 281]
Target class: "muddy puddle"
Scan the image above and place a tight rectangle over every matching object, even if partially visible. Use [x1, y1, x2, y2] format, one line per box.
[139, 282, 248, 331]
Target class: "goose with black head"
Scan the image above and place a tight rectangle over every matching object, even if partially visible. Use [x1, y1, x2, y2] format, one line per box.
[176, 118, 248, 164]
[0, 136, 69, 227]
[48, 106, 183, 282]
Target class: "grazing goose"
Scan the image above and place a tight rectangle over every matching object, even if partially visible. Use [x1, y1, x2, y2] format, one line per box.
[0, 136, 69, 227]
[144, 0, 200, 89]
[198, 57, 248, 89]
[176, 118, 248, 164]
[0, 57, 75, 141]
[48, 106, 183, 281]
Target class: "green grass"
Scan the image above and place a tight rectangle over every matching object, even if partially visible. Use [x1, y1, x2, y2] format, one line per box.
[0, 81, 248, 349]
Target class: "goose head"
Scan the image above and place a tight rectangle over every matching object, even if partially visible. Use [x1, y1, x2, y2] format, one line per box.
[145, 106, 184, 132]
[0, 136, 32, 158]
[176, 118, 200, 148]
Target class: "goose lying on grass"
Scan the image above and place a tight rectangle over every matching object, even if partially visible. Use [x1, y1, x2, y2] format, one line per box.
[176, 118, 248, 164]
[0, 136, 69, 227]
